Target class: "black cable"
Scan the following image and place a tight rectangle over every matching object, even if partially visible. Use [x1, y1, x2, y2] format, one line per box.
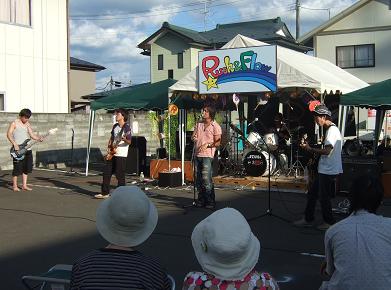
[0, 207, 96, 223]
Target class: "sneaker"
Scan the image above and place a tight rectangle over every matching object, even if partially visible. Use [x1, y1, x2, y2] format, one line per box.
[94, 193, 110, 199]
[196, 200, 205, 208]
[205, 201, 216, 210]
[293, 218, 313, 227]
[317, 223, 332, 231]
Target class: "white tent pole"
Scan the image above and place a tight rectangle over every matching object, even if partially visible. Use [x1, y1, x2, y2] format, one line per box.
[340, 106, 347, 144]
[168, 113, 171, 171]
[181, 109, 186, 185]
[85, 110, 95, 176]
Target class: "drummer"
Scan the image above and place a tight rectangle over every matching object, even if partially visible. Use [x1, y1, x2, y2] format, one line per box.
[271, 112, 290, 149]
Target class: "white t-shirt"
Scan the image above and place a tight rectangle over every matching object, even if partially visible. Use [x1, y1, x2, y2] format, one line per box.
[318, 124, 343, 175]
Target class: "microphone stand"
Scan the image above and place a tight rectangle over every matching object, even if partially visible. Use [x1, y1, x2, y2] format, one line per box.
[247, 130, 290, 223]
[182, 117, 201, 213]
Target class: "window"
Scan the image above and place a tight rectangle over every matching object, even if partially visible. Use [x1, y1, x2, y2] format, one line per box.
[0, 93, 4, 111]
[168, 69, 173, 79]
[336, 44, 375, 68]
[178, 52, 183, 69]
[0, 0, 31, 26]
[158, 54, 163, 70]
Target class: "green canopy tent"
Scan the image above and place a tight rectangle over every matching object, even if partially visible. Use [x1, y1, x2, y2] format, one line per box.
[86, 79, 177, 175]
[340, 78, 391, 153]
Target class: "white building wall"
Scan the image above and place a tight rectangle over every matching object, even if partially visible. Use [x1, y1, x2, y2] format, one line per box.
[0, 0, 68, 113]
[314, 0, 391, 84]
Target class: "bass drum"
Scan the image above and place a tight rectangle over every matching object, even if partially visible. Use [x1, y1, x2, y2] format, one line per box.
[243, 150, 276, 177]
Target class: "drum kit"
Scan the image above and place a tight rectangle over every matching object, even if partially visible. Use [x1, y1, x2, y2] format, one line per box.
[217, 122, 301, 178]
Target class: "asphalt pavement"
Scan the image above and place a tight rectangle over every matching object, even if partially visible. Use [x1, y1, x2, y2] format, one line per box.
[1, 168, 390, 290]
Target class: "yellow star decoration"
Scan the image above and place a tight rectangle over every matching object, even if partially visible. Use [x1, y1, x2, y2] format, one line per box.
[202, 75, 218, 91]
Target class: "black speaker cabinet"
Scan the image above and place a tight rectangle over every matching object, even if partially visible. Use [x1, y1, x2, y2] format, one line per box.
[126, 136, 147, 175]
[126, 147, 139, 174]
[158, 172, 182, 187]
[339, 157, 381, 193]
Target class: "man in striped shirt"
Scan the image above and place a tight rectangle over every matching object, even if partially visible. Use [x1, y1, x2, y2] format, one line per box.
[70, 186, 171, 290]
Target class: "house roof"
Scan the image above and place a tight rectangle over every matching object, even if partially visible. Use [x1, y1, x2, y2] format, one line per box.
[138, 18, 311, 53]
[70, 57, 106, 72]
[297, 0, 372, 46]
[82, 82, 150, 100]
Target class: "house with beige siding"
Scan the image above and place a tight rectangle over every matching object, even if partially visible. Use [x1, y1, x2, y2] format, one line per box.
[0, 0, 69, 113]
[298, 0, 391, 85]
[138, 18, 310, 83]
[70, 57, 105, 112]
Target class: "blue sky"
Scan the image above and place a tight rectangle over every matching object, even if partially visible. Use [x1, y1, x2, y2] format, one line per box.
[69, 0, 357, 90]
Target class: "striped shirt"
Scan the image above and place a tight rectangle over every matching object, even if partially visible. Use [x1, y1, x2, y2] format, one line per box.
[70, 248, 171, 290]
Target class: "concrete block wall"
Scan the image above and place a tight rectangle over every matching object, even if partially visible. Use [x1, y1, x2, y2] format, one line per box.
[0, 112, 161, 170]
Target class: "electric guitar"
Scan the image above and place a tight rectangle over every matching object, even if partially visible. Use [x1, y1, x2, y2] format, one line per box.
[300, 133, 320, 171]
[105, 131, 124, 161]
[10, 128, 58, 161]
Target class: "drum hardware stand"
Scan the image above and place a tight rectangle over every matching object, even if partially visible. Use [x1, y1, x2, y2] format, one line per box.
[247, 133, 290, 224]
[286, 146, 305, 178]
[182, 138, 198, 213]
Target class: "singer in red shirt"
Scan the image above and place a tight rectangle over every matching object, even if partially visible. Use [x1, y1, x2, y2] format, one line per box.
[191, 106, 222, 209]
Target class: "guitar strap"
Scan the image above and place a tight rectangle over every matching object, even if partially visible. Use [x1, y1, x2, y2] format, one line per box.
[113, 124, 125, 145]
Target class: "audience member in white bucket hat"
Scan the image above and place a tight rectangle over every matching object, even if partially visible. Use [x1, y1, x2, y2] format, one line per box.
[183, 208, 279, 289]
[70, 186, 171, 290]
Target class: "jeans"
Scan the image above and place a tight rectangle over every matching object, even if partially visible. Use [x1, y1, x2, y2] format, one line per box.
[305, 173, 337, 224]
[195, 157, 215, 204]
[101, 156, 127, 194]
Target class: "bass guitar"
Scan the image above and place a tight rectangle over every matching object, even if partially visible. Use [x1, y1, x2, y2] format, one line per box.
[10, 128, 58, 161]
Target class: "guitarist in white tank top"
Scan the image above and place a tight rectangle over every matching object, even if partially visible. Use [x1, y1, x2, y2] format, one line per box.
[7, 109, 43, 192]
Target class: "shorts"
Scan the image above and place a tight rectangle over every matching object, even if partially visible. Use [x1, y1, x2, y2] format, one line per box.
[12, 150, 33, 176]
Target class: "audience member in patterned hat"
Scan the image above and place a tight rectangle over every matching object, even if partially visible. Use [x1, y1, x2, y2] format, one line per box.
[183, 208, 279, 290]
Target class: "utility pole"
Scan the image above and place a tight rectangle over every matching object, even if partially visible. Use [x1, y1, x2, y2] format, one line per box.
[203, 0, 210, 31]
[295, 0, 300, 39]
[110, 76, 113, 91]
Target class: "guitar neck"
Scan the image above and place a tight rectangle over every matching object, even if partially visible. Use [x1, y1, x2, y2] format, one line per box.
[25, 132, 50, 149]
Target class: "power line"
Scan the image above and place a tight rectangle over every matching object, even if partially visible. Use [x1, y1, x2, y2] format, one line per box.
[70, 0, 244, 21]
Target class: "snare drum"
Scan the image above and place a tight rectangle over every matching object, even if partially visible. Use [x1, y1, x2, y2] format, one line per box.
[264, 133, 278, 151]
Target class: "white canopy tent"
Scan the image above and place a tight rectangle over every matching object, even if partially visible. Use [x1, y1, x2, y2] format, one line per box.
[169, 34, 368, 94]
[169, 34, 369, 184]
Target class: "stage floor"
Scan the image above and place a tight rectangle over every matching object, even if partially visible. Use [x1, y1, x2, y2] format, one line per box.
[213, 174, 307, 193]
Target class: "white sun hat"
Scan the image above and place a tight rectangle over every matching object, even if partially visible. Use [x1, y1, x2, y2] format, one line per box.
[96, 186, 158, 247]
[191, 208, 260, 280]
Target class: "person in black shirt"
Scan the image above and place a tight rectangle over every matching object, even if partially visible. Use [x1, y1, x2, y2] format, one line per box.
[70, 186, 171, 290]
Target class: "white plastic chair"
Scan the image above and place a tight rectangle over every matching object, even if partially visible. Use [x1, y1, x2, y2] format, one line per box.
[167, 274, 176, 290]
[22, 264, 72, 290]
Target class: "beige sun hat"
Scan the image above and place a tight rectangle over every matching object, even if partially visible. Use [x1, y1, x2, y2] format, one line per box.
[191, 208, 260, 280]
[96, 186, 158, 247]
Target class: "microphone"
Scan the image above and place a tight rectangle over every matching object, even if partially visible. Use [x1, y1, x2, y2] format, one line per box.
[248, 118, 259, 126]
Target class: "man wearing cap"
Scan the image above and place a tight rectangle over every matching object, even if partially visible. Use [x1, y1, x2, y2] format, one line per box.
[295, 104, 342, 230]
[70, 186, 171, 289]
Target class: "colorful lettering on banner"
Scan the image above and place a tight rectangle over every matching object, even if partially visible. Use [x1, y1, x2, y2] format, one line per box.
[199, 46, 277, 94]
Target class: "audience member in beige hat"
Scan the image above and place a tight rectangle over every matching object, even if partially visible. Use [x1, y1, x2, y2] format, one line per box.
[70, 186, 171, 290]
[183, 208, 279, 290]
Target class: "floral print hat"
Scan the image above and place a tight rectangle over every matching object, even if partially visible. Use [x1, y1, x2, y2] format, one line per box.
[191, 208, 260, 280]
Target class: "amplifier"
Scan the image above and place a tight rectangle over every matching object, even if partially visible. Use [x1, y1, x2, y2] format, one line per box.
[339, 157, 381, 193]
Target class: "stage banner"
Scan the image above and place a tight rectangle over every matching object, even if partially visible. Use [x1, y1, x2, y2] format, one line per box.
[198, 45, 277, 94]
